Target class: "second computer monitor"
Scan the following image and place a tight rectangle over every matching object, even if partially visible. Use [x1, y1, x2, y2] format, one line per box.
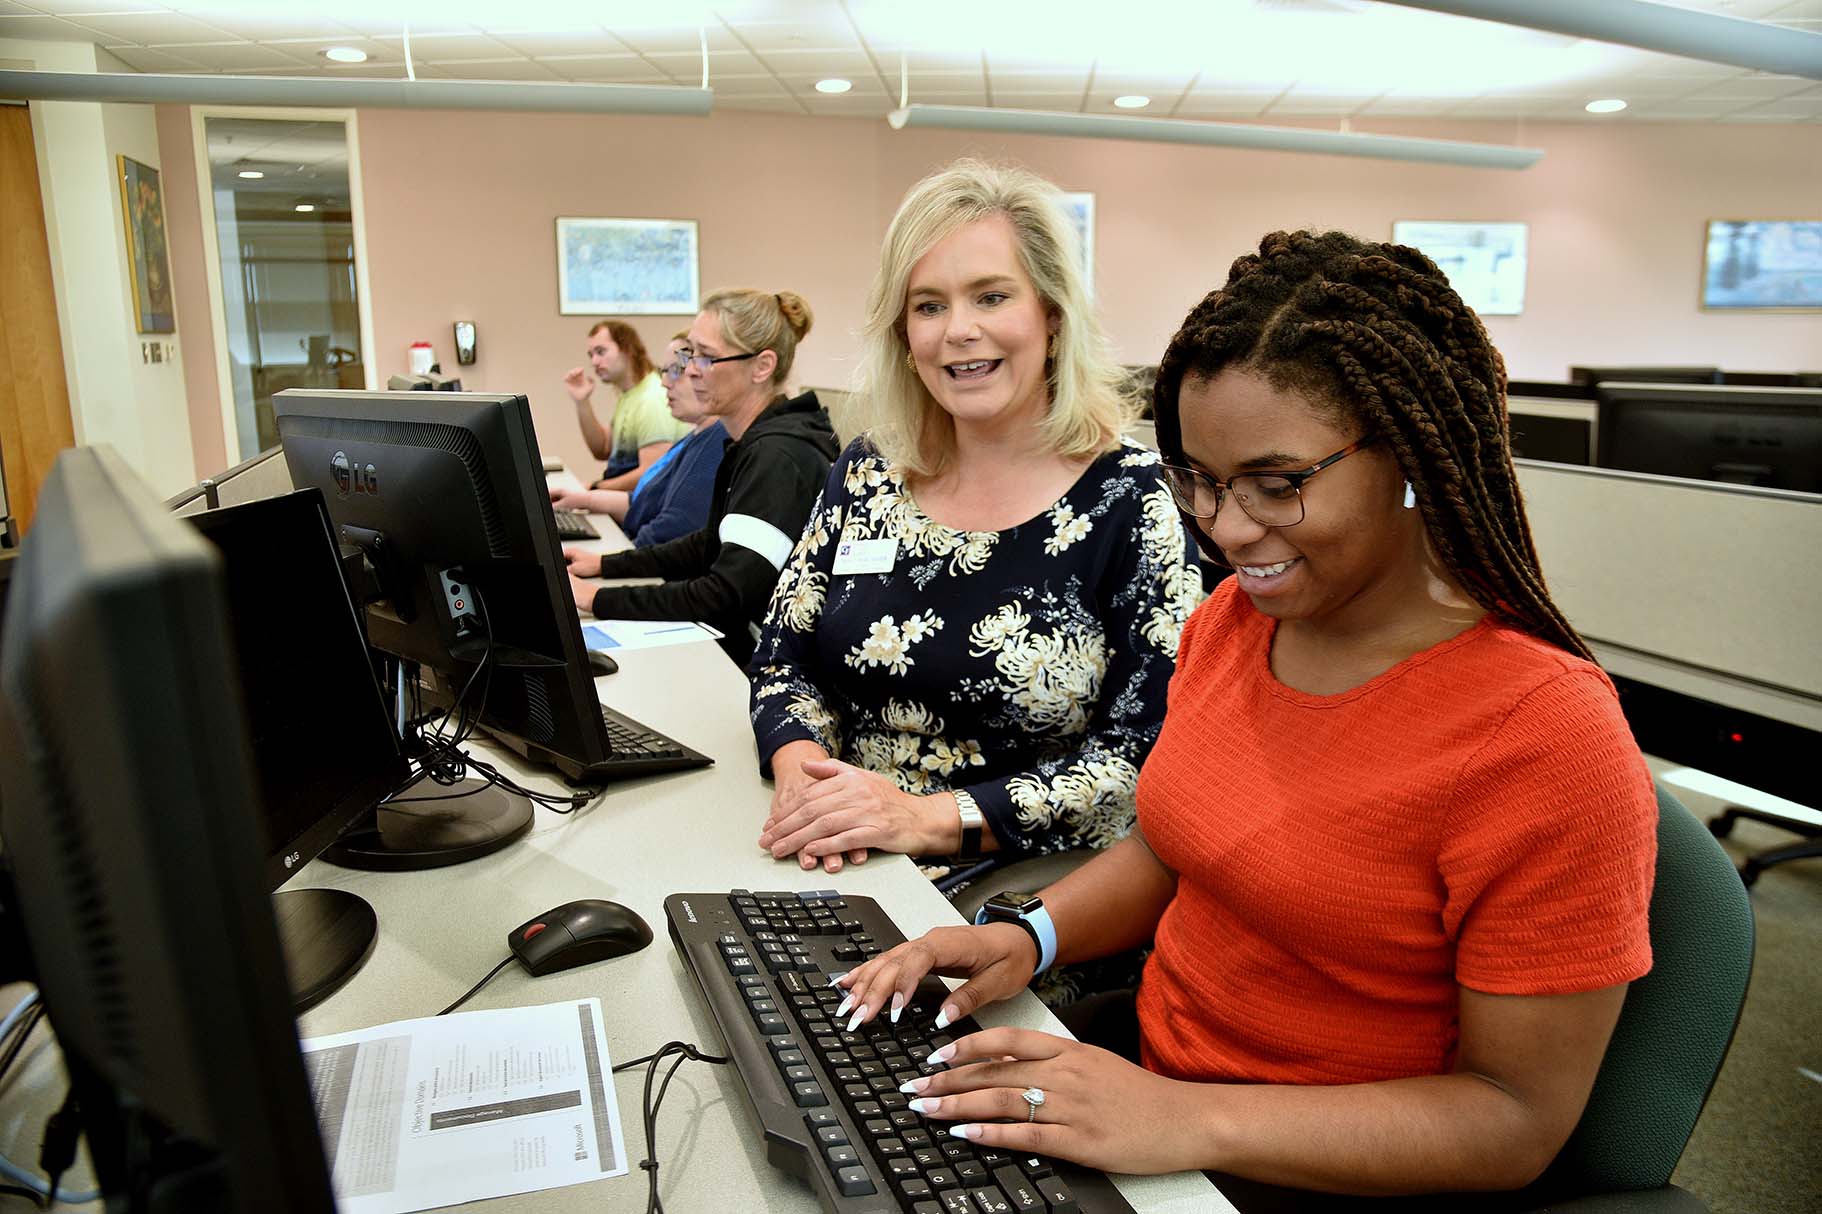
[1594, 382, 1822, 492]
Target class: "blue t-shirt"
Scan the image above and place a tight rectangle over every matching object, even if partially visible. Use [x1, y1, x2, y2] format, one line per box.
[623, 421, 728, 548]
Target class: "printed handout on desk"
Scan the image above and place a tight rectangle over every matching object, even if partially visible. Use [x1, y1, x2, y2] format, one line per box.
[300, 998, 628, 1214]
[583, 618, 723, 651]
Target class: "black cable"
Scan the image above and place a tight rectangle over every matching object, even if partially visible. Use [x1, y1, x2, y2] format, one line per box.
[37, 1084, 79, 1211]
[436, 955, 516, 1017]
[608, 1042, 728, 1214]
[0, 1182, 45, 1206]
[0, 1005, 45, 1086]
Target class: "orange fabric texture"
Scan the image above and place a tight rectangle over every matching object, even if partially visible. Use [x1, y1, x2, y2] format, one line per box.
[1134, 582, 1656, 1086]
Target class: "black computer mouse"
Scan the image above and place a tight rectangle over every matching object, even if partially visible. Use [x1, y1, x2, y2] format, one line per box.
[509, 899, 653, 976]
[586, 650, 618, 677]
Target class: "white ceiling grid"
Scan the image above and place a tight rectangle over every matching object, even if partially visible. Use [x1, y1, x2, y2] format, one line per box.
[0, 0, 1817, 122]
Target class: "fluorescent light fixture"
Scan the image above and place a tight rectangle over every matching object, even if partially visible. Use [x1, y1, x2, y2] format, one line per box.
[886, 104, 1542, 171]
[0, 70, 713, 115]
[814, 78, 852, 94]
[1380, 0, 1822, 80]
[1585, 98, 1627, 114]
[322, 47, 368, 64]
[294, 204, 315, 212]
[237, 169, 264, 179]
[1112, 95, 1150, 109]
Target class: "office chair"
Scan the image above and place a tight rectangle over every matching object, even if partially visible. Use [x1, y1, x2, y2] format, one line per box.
[1521, 783, 1755, 1212]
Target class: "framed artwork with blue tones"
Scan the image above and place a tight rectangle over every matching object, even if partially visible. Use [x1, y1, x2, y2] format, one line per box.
[556, 217, 700, 316]
[1392, 221, 1526, 317]
[1060, 192, 1095, 294]
[1702, 221, 1822, 311]
[117, 155, 175, 333]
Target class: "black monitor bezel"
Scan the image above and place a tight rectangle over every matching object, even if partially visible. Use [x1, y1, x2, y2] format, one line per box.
[1594, 382, 1822, 492]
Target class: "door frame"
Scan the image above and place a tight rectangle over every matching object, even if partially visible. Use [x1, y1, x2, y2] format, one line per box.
[188, 105, 377, 463]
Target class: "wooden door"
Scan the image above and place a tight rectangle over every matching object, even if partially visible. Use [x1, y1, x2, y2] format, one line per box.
[0, 103, 77, 536]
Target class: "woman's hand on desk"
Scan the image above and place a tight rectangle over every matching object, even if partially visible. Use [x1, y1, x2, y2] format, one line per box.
[763, 742, 866, 873]
[898, 1027, 1202, 1175]
[833, 921, 1036, 1032]
[563, 547, 603, 578]
[757, 758, 958, 873]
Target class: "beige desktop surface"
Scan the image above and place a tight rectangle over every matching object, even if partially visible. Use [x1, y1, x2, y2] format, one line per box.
[286, 492, 1228, 1213]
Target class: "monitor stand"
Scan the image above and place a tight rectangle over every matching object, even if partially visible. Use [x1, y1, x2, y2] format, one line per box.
[321, 658, 533, 871]
[273, 887, 376, 1013]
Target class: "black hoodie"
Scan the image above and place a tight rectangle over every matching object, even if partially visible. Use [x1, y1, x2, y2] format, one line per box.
[591, 390, 839, 664]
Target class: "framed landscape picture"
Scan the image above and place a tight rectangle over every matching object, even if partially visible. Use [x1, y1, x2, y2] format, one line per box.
[117, 155, 175, 333]
[556, 217, 700, 316]
[1702, 220, 1822, 310]
[1391, 220, 1527, 317]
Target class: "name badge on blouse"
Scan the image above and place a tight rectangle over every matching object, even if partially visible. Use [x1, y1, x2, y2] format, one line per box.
[832, 537, 897, 576]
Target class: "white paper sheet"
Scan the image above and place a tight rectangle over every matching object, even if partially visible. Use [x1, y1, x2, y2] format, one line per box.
[300, 999, 628, 1214]
[583, 618, 723, 651]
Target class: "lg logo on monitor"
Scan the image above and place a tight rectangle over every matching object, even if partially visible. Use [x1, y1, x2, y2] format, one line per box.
[331, 450, 379, 498]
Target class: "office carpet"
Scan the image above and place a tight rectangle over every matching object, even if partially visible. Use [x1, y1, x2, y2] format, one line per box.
[1663, 796, 1822, 1214]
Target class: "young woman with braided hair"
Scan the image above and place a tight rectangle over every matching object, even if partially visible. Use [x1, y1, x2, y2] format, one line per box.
[832, 230, 1658, 1209]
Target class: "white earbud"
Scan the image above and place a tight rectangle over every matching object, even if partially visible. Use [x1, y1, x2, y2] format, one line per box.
[1402, 481, 1417, 510]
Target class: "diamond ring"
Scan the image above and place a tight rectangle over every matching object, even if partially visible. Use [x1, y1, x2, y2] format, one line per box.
[1021, 1086, 1045, 1122]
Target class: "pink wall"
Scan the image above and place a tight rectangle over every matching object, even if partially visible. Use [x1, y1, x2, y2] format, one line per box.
[169, 107, 1822, 481]
[155, 102, 227, 478]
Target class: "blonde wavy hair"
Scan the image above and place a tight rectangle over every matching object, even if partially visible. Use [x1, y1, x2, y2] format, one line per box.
[847, 159, 1131, 477]
[700, 287, 814, 388]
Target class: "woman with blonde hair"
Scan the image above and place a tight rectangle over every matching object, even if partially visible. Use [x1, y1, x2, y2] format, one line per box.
[567, 290, 837, 664]
[750, 160, 1200, 899]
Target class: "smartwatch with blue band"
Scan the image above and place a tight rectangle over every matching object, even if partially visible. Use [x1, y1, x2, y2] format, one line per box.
[974, 892, 1058, 975]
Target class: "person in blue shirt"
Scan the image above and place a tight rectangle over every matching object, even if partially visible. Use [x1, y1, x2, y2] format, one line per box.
[550, 334, 727, 548]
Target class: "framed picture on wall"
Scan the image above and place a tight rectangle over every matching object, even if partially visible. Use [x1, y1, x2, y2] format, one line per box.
[1391, 220, 1527, 317]
[117, 155, 175, 333]
[556, 217, 700, 316]
[1060, 192, 1095, 294]
[1701, 220, 1822, 310]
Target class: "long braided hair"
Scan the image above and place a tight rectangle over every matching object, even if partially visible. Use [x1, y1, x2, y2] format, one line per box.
[1154, 229, 1592, 662]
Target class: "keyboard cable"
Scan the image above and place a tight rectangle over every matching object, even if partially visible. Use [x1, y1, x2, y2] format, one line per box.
[611, 1042, 729, 1214]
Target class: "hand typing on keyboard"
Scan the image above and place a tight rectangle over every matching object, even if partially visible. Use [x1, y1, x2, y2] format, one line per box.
[836, 925, 1206, 1178]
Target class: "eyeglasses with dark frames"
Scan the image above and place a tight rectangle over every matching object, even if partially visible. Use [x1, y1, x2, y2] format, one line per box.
[1160, 435, 1379, 527]
[678, 347, 761, 374]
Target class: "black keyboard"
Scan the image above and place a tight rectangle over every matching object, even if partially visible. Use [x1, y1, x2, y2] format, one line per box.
[666, 890, 1135, 1214]
[552, 508, 599, 541]
[584, 703, 712, 779]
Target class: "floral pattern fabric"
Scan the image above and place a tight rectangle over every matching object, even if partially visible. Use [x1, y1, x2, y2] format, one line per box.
[749, 436, 1202, 858]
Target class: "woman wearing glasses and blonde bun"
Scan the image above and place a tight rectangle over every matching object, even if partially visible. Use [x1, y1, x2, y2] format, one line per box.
[748, 159, 1200, 915]
[566, 290, 838, 664]
[830, 231, 1658, 1207]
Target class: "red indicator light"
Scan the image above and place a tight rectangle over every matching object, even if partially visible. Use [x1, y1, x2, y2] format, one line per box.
[1729, 732, 1744, 744]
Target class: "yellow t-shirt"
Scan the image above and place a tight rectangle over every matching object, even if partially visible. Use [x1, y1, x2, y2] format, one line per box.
[604, 371, 689, 478]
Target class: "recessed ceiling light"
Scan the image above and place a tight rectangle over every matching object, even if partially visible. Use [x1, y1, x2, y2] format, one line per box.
[815, 78, 852, 94]
[237, 169, 264, 179]
[294, 203, 316, 213]
[322, 47, 368, 64]
[1113, 95, 1151, 109]
[1585, 98, 1628, 114]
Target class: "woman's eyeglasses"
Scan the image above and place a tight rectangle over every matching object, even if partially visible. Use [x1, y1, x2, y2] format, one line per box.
[1160, 435, 1378, 527]
[675, 348, 761, 375]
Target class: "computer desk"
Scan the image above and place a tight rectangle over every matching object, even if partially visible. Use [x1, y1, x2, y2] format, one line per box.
[280, 484, 1228, 1214]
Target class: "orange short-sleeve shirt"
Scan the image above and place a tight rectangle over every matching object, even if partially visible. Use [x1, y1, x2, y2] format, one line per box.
[1134, 582, 1656, 1086]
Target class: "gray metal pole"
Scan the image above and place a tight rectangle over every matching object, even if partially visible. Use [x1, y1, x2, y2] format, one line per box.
[1382, 0, 1822, 79]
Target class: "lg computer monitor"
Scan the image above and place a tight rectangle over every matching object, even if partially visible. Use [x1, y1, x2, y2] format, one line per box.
[1570, 365, 1721, 387]
[271, 391, 706, 824]
[0, 446, 336, 1214]
[1594, 382, 1822, 492]
[185, 488, 412, 1008]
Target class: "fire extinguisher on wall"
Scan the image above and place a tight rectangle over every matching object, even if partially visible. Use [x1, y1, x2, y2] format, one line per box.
[408, 341, 434, 376]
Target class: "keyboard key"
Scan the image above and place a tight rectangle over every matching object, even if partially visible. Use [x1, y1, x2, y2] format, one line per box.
[815, 1125, 849, 1148]
[993, 1166, 1045, 1213]
[900, 1176, 935, 1201]
[926, 1166, 961, 1190]
[835, 1166, 876, 1197]
[1033, 1175, 1079, 1213]
[967, 1186, 1014, 1214]
[939, 1193, 975, 1214]
[826, 1145, 859, 1168]
[804, 1111, 839, 1131]
[791, 1081, 827, 1108]
[884, 1155, 921, 1181]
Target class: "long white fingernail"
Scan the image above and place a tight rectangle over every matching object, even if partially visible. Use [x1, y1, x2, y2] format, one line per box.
[898, 1076, 928, 1094]
[836, 993, 854, 1017]
[908, 1097, 939, 1114]
[890, 993, 905, 1023]
[827, 973, 848, 989]
[947, 1124, 980, 1140]
[933, 1008, 953, 1030]
[928, 1044, 955, 1064]
[846, 1005, 869, 1032]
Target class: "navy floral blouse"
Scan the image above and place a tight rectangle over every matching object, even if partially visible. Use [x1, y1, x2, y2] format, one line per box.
[749, 436, 1201, 859]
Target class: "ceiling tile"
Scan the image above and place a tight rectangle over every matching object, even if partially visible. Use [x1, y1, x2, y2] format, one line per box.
[1683, 74, 1814, 99]
[986, 92, 1089, 112]
[753, 48, 874, 74]
[435, 59, 563, 81]
[540, 55, 672, 84]
[372, 32, 518, 62]
[101, 44, 214, 72]
[25, 0, 170, 12]
[490, 29, 628, 58]
[716, 97, 806, 114]
[648, 49, 769, 76]
[0, 14, 97, 40]
[156, 42, 324, 71]
[730, 21, 858, 51]
[173, 16, 363, 43]
[987, 70, 1090, 92]
[0, 1, 34, 15]
[58, 11, 246, 45]
[603, 25, 744, 55]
